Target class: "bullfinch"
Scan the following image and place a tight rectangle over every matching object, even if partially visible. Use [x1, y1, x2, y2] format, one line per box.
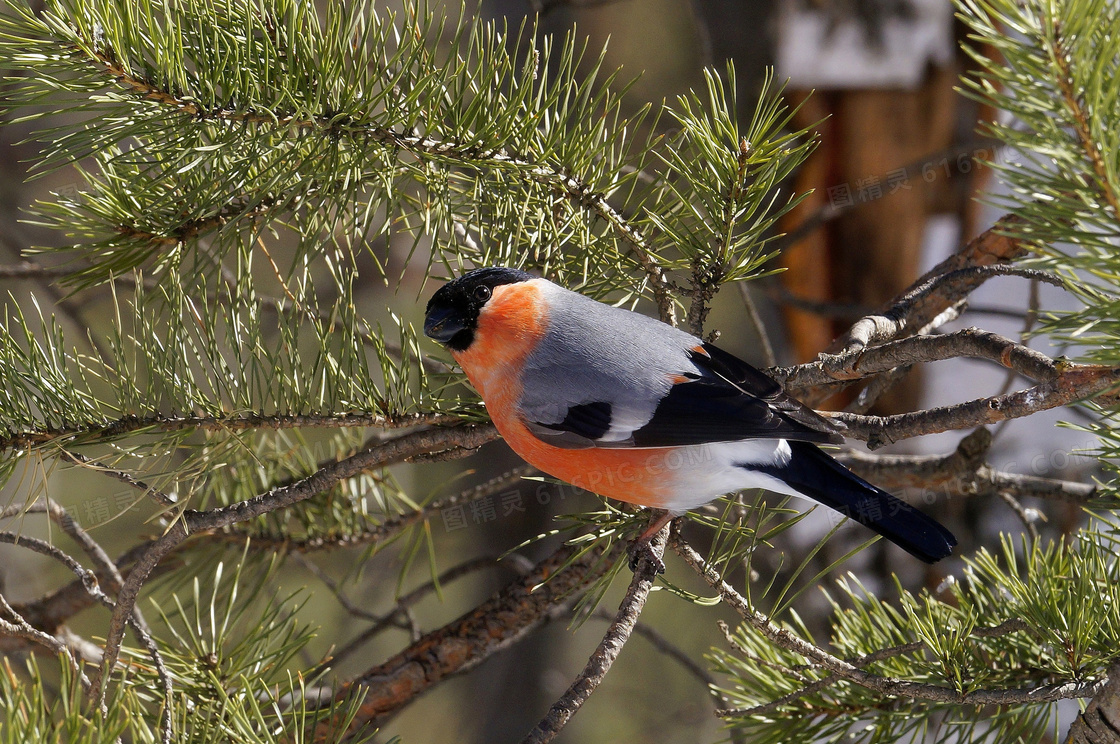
[423, 267, 956, 567]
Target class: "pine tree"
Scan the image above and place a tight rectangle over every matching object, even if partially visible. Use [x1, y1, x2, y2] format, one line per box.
[0, 0, 1116, 741]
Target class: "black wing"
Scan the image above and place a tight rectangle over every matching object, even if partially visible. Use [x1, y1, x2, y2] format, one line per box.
[526, 342, 843, 448]
[627, 344, 842, 447]
[696, 343, 844, 441]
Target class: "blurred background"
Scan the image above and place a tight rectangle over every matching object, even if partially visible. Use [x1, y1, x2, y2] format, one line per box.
[0, 1, 1100, 741]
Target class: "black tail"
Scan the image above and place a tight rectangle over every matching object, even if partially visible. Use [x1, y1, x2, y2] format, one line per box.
[762, 441, 957, 563]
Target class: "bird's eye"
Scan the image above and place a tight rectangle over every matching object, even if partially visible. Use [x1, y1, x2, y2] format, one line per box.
[473, 285, 492, 302]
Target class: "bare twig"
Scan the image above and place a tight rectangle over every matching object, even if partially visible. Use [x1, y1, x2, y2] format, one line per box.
[737, 282, 776, 367]
[11, 467, 534, 660]
[0, 261, 72, 279]
[769, 139, 1001, 260]
[58, 450, 177, 510]
[591, 608, 747, 744]
[772, 327, 1060, 395]
[998, 491, 1042, 541]
[41, 499, 150, 635]
[87, 523, 185, 713]
[828, 363, 1120, 449]
[223, 461, 529, 553]
[845, 364, 913, 413]
[520, 525, 667, 744]
[321, 555, 519, 675]
[291, 553, 384, 623]
[836, 266, 1062, 357]
[0, 592, 89, 688]
[824, 213, 1033, 356]
[599, 607, 720, 692]
[997, 276, 1041, 398]
[768, 283, 872, 321]
[309, 539, 623, 740]
[836, 427, 1098, 504]
[0, 530, 174, 741]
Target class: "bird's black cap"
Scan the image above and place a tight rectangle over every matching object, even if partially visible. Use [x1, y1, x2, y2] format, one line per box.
[424, 267, 533, 351]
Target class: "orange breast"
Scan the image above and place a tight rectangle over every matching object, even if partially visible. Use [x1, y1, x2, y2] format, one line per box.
[497, 419, 682, 507]
[452, 280, 679, 508]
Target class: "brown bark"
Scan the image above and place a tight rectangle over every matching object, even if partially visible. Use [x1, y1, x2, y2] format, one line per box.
[313, 540, 622, 740]
[1065, 661, 1120, 744]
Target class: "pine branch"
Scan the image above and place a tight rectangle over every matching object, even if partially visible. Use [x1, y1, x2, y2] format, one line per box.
[773, 326, 1062, 393]
[837, 429, 1100, 503]
[830, 363, 1120, 449]
[310, 539, 623, 740]
[90, 422, 496, 707]
[0, 412, 455, 453]
[1066, 660, 1120, 744]
[520, 524, 667, 743]
[673, 537, 1108, 708]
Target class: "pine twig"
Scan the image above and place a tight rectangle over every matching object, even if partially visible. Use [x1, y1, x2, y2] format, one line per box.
[309, 539, 623, 740]
[0, 411, 461, 453]
[520, 525, 668, 744]
[673, 537, 1106, 707]
[320, 555, 522, 676]
[828, 363, 1120, 449]
[824, 213, 1033, 355]
[91, 423, 497, 708]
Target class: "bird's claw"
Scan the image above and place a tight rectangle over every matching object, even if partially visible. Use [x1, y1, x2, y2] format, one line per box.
[627, 538, 666, 575]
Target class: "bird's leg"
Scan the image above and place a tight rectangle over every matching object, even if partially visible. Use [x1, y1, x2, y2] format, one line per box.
[627, 509, 674, 574]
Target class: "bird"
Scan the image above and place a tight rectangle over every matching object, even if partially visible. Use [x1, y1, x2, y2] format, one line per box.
[423, 266, 956, 570]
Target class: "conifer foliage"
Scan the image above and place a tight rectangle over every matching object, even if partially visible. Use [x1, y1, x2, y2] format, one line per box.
[0, 0, 1116, 741]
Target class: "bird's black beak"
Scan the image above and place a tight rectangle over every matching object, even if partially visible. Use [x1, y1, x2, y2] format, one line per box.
[423, 307, 465, 345]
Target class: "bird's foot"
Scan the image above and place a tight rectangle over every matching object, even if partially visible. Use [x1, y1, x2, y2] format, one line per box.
[627, 537, 666, 574]
[627, 509, 674, 574]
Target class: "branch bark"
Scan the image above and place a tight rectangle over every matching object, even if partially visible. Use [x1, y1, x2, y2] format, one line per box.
[309, 539, 623, 741]
[92, 423, 498, 706]
[520, 526, 668, 744]
[828, 364, 1120, 449]
[1066, 660, 1120, 744]
[825, 212, 1032, 355]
